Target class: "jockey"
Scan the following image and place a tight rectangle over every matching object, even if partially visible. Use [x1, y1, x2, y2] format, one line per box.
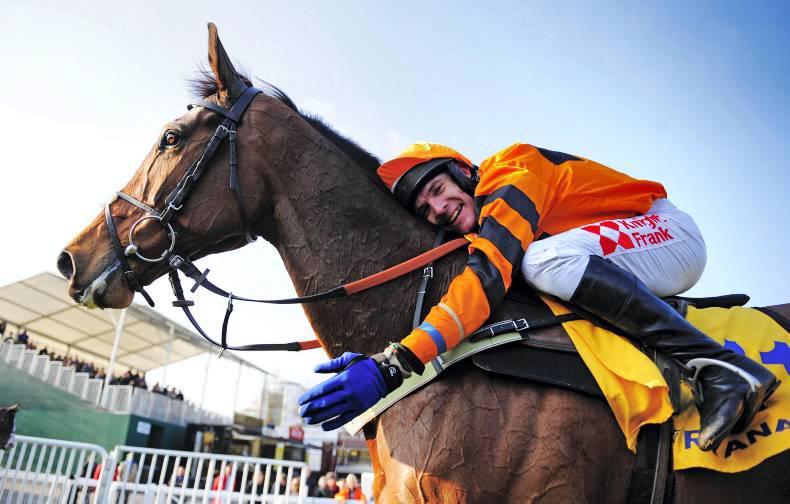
[299, 142, 779, 452]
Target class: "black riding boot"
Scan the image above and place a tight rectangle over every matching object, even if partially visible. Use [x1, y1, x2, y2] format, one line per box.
[569, 256, 779, 452]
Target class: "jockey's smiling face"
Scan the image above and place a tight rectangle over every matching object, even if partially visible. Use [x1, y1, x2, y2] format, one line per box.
[414, 172, 476, 234]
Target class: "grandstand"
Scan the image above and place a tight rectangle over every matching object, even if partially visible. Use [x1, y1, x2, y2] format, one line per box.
[0, 273, 273, 451]
[0, 273, 371, 502]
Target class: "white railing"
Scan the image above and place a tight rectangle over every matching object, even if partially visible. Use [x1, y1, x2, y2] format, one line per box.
[0, 340, 11, 362]
[83, 379, 104, 406]
[131, 388, 170, 419]
[57, 366, 75, 391]
[71, 372, 90, 398]
[101, 385, 134, 413]
[0, 436, 334, 504]
[29, 354, 49, 380]
[4, 344, 24, 366]
[0, 435, 108, 504]
[4, 345, 231, 429]
[16, 348, 36, 372]
[165, 397, 186, 425]
[104, 445, 309, 504]
[45, 360, 62, 385]
[127, 389, 232, 427]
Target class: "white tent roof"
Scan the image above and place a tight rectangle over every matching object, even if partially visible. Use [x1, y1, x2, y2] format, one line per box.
[0, 272, 269, 374]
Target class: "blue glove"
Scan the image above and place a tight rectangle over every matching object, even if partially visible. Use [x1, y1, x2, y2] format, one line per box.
[298, 352, 394, 431]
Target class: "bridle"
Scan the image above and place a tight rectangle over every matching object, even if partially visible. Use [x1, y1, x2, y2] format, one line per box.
[104, 85, 468, 353]
[105, 86, 262, 307]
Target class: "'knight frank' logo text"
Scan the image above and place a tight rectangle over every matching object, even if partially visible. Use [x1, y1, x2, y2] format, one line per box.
[582, 215, 674, 256]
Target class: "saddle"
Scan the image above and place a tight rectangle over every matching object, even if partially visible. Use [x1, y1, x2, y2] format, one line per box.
[470, 286, 751, 504]
[473, 284, 751, 408]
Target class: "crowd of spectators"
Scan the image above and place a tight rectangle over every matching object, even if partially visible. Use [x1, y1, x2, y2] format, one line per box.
[1, 322, 185, 401]
[309, 471, 366, 501]
[150, 382, 185, 401]
[201, 465, 367, 501]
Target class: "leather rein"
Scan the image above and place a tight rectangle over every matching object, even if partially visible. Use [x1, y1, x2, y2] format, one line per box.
[104, 85, 471, 353]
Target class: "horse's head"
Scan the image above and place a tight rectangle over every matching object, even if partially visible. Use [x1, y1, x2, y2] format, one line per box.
[58, 22, 443, 356]
[58, 24, 275, 309]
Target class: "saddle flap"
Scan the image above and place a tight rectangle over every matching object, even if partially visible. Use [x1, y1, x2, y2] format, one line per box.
[472, 342, 603, 397]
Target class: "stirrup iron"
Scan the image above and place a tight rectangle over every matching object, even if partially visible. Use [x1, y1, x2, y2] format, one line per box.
[687, 357, 761, 405]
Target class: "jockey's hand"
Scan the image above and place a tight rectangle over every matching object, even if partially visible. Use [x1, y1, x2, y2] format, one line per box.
[298, 352, 403, 431]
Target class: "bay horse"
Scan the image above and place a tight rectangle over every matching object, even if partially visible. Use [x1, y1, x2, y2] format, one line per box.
[57, 24, 790, 502]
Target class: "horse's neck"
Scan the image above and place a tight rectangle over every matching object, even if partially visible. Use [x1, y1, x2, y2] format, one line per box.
[256, 109, 440, 355]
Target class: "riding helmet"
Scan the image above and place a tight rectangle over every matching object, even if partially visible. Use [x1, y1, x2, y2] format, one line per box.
[377, 143, 478, 211]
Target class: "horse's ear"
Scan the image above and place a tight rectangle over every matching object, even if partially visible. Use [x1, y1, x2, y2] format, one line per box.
[8, 404, 19, 412]
[207, 22, 247, 103]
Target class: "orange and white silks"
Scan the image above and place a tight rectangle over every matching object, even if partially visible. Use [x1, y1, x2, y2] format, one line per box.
[402, 143, 667, 363]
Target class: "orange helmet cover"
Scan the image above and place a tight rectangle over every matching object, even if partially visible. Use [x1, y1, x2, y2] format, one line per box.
[377, 142, 473, 192]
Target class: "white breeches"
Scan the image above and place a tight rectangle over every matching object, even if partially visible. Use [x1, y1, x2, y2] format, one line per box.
[522, 199, 707, 301]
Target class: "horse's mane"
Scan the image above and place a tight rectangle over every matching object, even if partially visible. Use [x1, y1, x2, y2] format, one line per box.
[189, 70, 383, 183]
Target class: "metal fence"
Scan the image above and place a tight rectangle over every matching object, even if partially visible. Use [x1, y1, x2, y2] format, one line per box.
[70, 372, 88, 397]
[0, 435, 348, 504]
[101, 385, 134, 413]
[29, 354, 49, 381]
[45, 360, 63, 386]
[0, 434, 108, 504]
[83, 379, 104, 406]
[0, 340, 10, 362]
[17, 349, 36, 373]
[4, 343, 24, 367]
[56, 366, 75, 392]
[101, 444, 310, 504]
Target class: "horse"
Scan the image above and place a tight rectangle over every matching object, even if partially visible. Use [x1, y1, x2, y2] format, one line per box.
[0, 404, 19, 451]
[57, 24, 790, 502]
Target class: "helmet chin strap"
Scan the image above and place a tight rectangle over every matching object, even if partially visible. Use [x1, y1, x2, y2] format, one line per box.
[446, 161, 479, 197]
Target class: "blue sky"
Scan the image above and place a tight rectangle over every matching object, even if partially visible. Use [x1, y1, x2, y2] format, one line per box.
[1, 1, 788, 416]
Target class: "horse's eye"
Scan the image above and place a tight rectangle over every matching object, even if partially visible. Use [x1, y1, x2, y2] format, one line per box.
[161, 130, 180, 148]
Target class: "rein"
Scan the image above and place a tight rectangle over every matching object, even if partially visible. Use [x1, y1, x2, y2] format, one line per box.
[166, 236, 467, 353]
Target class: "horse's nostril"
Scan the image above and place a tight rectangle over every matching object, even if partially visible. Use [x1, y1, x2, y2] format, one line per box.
[57, 251, 75, 281]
